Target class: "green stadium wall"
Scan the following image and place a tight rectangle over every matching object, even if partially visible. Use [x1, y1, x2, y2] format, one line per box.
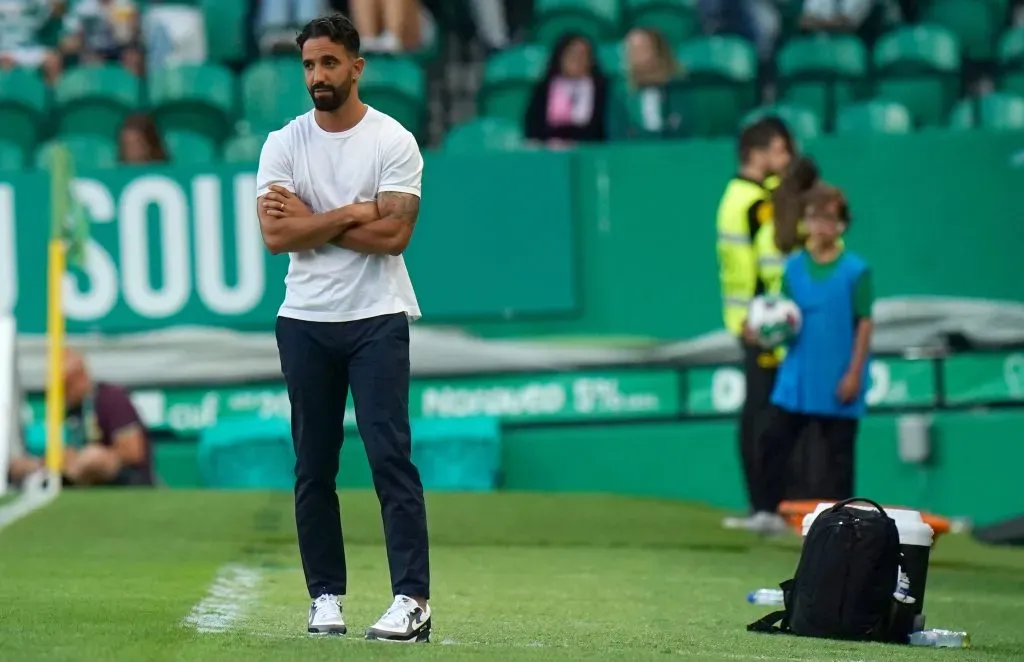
[151, 410, 1024, 528]
[2, 130, 1021, 337]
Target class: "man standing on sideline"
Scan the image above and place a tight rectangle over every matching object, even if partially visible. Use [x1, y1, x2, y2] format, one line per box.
[255, 14, 432, 643]
[715, 118, 792, 534]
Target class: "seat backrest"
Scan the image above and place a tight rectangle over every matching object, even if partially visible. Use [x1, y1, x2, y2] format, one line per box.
[778, 34, 868, 78]
[741, 104, 822, 141]
[836, 100, 913, 134]
[222, 133, 265, 164]
[444, 117, 525, 153]
[164, 130, 217, 164]
[949, 92, 1024, 130]
[998, 26, 1024, 67]
[359, 56, 426, 100]
[148, 63, 237, 114]
[482, 45, 551, 88]
[0, 69, 47, 111]
[533, 0, 622, 44]
[241, 59, 311, 132]
[0, 140, 25, 171]
[36, 135, 118, 170]
[676, 36, 757, 82]
[54, 65, 141, 108]
[873, 25, 961, 73]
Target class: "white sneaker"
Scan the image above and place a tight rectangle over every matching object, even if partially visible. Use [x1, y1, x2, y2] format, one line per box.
[307, 594, 346, 635]
[365, 595, 431, 643]
[749, 511, 792, 537]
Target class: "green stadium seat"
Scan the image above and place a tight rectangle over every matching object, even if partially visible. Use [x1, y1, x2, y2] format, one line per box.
[359, 56, 427, 139]
[222, 133, 265, 164]
[597, 41, 625, 78]
[532, 0, 622, 46]
[623, 0, 701, 44]
[149, 64, 237, 144]
[0, 69, 47, 153]
[997, 26, 1024, 97]
[949, 92, 1024, 130]
[672, 36, 758, 137]
[919, 0, 1001, 61]
[241, 58, 311, 134]
[35, 135, 118, 171]
[835, 100, 913, 134]
[199, 0, 249, 63]
[872, 25, 962, 127]
[478, 44, 550, 126]
[443, 117, 525, 152]
[776, 35, 868, 130]
[53, 65, 141, 140]
[741, 104, 822, 142]
[0, 140, 25, 171]
[164, 130, 217, 165]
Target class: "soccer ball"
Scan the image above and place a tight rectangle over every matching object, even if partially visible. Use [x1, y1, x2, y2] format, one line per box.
[747, 295, 802, 348]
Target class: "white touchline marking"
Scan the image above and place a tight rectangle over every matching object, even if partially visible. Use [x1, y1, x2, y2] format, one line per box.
[0, 470, 60, 533]
[183, 564, 263, 634]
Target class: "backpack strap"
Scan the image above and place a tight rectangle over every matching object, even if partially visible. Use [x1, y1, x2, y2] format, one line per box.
[747, 610, 789, 634]
[747, 579, 795, 634]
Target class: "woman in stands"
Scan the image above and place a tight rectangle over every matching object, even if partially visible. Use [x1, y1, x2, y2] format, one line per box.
[524, 33, 609, 146]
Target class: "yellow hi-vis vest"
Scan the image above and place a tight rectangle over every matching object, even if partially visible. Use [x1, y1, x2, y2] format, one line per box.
[715, 177, 786, 337]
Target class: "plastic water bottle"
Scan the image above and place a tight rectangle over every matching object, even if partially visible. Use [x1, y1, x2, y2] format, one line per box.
[747, 588, 784, 606]
[909, 629, 971, 648]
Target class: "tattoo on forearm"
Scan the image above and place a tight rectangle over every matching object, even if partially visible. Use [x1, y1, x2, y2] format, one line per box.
[378, 191, 420, 224]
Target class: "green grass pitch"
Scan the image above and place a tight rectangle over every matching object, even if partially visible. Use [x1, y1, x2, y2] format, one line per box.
[1, 490, 1023, 661]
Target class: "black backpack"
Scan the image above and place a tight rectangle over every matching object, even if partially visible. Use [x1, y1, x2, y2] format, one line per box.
[747, 498, 915, 644]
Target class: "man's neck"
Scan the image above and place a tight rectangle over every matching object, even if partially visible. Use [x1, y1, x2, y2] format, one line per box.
[739, 165, 765, 183]
[314, 96, 368, 133]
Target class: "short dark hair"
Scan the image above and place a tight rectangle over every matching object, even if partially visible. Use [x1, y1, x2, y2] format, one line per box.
[757, 115, 795, 156]
[296, 14, 360, 54]
[738, 118, 787, 163]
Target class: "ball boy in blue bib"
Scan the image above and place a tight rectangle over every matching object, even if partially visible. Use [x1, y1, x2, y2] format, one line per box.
[754, 183, 874, 518]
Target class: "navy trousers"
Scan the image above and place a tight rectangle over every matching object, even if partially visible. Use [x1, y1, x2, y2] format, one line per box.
[276, 312, 430, 600]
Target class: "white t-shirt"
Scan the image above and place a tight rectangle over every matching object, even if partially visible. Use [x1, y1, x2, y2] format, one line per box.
[256, 106, 423, 323]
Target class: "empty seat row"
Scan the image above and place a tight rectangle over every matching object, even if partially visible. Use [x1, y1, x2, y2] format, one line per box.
[0, 56, 427, 154]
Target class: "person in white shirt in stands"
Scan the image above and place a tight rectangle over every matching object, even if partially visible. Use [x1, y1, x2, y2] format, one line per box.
[800, 0, 875, 33]
[255, 13, 431, 644]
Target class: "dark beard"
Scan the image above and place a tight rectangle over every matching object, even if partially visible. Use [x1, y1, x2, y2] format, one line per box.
[309, 82, 351, 112]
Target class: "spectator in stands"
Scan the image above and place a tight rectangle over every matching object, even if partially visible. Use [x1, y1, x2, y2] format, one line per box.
[60, 349, 154, 487]
[0, 0, 65, 84]
[117, 113, 168, 165]
[350, 0, 436, 53]
[609, 27, 686, 140]
[59, 0, 143, 76]
[799, 0, 875, 34]
[258, 0, 329, 54]
[524, 33, 608, 147]
[698, 0, 780, 60]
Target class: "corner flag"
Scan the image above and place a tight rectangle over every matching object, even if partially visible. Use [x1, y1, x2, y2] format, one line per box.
[44, 144, 90, 476]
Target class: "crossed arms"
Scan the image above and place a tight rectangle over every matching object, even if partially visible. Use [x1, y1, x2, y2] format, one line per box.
[257, 186, 420, 256]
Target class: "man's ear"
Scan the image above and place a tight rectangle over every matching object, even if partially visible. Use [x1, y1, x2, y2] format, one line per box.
[352, 56, 365, 82]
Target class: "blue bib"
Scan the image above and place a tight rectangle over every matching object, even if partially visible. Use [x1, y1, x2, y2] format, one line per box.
[771, 250, 870, 418]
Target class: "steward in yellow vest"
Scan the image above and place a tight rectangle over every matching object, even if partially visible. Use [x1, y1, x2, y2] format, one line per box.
[715, 118, 794, 522]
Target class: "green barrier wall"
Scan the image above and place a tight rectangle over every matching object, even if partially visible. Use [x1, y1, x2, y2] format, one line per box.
[151, 410, 1024, 528]
[3, 131, 1022, 337]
